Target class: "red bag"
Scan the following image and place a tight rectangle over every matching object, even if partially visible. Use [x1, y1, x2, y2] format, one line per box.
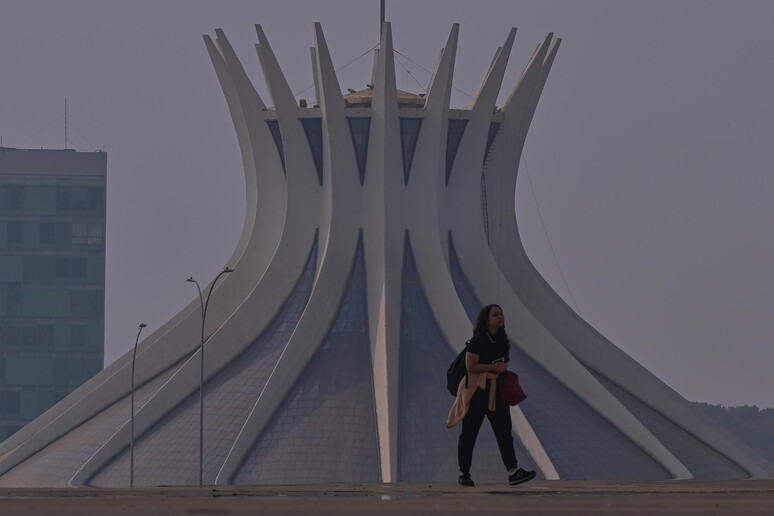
[498, 371, 527, 406]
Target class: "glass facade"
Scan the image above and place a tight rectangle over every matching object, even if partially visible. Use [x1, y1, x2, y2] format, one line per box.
[445, 119, 468, 185]
[0, 148, 106, 443]
[399, 118, 422, 185]
[483, 122, 501, 165]
[301, 118, 324, 185]
[235, 237, 379, 484]
[265, 120, 286, 173]
[347, 117, 370, 185]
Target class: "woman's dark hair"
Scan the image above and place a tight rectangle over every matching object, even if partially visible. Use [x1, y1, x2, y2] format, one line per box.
[473, 304, 505, 336]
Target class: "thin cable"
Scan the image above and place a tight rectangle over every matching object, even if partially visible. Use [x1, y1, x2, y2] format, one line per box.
[17, 114, 65, 148]
[292, 42, 380, 98]
[66, 122, 100, 151]
[521, 155, 581, 314]
[394, 48, 474, 101]
[394, 54, 426, 92]
[495, 130, 503, 302]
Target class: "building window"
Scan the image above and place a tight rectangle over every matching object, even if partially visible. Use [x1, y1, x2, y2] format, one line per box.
[1, 326, 22, 347]
[72, 222, 102, 245]
[399, 118, 422, 185]
[56, 187, 104, 212]
[87, 223, 103, 245]
[69, 291, 102, 316]
[445, 119, 468, 185]
[56, 188, 71, 210]
[24, 255, 55, 284]
[71, 257, 87, 278]
[5, 392, 21, 414]
[40, 222, 56, 244]
[70, 325, 86, 349]
[22, 326, 36, 347]
[88, 187, 105, 211]
[71, 188, 88, 210]
[7, 221, 23, 244]
[301, 118, 324, 185]
[70, 291, 87, 315]
[72, 222, 87, 244]
[347, 117, 371, 185]
[266, 120, 286, 173]
[40, 325, 55, 347]
[6, 286, 22, 316]
[55, 257, 70, 278]
[88, 290, 104, 316]
[20, 326, 53, 348]
[54, 256, 87, 279]
[0, 185, 24, 212]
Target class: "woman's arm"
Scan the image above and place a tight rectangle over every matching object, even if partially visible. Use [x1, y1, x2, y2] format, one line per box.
[466, 352, 507, 374]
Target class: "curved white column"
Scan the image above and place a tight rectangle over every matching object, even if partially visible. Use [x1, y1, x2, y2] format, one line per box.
[404, 24, 473, 350]
[363, 22, 403, 483]
[58, 26, 325, 486]
[214, 23, 364, 484]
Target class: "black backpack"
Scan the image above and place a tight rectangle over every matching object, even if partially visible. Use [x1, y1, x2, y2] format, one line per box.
[446, 340, 471, 396]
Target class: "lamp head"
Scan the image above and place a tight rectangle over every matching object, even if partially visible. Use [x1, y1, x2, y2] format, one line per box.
[139, 323, 147, 328]
[186, 277, 195, 283]
[223, 267, 234, 273]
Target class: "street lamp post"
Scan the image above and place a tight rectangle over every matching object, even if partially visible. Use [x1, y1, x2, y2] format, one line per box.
[130, 322, 147, 489]
[186, 266, 234, 486]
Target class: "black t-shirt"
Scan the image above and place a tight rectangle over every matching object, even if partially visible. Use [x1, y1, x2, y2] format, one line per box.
[467, 331, 510, 365]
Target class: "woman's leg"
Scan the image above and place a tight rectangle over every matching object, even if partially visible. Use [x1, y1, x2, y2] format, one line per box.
[458, 391, 487, 474]
[487, 400, 518, 471]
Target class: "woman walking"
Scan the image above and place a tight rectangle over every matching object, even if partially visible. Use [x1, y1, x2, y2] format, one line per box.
[455, 304, 536, 487]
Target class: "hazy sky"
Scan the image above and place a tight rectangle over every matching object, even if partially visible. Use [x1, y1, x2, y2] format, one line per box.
[2, 1, 772, 408]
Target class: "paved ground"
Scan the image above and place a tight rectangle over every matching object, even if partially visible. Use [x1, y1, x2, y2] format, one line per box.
[1, 480, 773, 515]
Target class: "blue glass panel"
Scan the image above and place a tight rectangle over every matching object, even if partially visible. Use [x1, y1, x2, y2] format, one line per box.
[265, 120, 286, 173]
[347, 117, 370, 185]
[590, 371, 749, 479]
[301, 118, 324, 185]
[445, 119, 468, 186]
[399, 118, 422, 185]
[447, 232, 481, 322]
[89, 238, 319, 487]
[234, 237, 380, 484]
[483, 122, 501, 166]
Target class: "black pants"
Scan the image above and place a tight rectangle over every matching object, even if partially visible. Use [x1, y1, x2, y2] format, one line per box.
[458, 388, 518, 474]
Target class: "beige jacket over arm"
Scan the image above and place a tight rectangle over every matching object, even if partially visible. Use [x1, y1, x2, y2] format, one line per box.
[446, 371, 498, 428]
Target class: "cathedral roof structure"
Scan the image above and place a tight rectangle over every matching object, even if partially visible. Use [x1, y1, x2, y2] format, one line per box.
[0, 20, 771, 487]
[343, 87, 425, 107]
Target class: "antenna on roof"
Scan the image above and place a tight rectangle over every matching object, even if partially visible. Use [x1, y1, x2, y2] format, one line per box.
[380, 0, 385, 33]
[64, 98, 68, 150]
[372, 0, 385, 85]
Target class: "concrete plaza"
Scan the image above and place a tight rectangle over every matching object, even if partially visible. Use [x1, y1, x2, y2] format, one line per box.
[1, 480, 773, 515]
